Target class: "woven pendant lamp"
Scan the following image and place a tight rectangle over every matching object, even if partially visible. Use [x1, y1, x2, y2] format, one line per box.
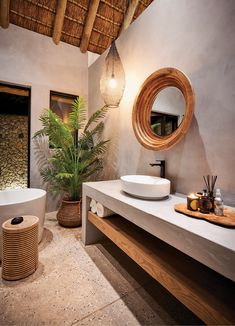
[100, 41, 125, 108]
[100, 0, 125, 108]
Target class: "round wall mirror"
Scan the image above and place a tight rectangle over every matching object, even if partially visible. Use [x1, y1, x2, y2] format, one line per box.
[132, 67, 195, 151]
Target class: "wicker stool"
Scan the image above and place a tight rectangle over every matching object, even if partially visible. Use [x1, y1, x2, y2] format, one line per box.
[2, 215, 39, 281]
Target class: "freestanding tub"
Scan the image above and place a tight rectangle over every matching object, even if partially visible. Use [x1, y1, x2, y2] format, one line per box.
[0, 188, 46, 260]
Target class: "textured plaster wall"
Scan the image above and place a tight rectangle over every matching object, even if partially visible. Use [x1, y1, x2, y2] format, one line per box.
[88, 0, 235, 205]
[0, 25, 88, 210]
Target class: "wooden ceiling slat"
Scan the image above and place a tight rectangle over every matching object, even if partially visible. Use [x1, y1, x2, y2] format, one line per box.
[63, 18, 83, 31]
[26, 0, 56, 14]
[52, 0, 67, 45]
[62, 1, 86, 45]
[93, 14, 117, 37]
[11, 0, 53, 26]
[35, 0, 57, 10]
[87, 44, 97, 53]
[26, 5, 54, 26]
[66, 1, 86, 21]
[92, 26, 114, 39]
[10, 14, 51, 37]
[89, 40, 107, 51]
[139, 0, 149, 6]
[101, 0, 124, 14]
[97, 1, 123, 27]
[10, 10, 52, 29]
[119, 0, 140, 35]
[0, 0, 10, 28]
[91, 33, 111, 49]
[62, 31, 81, 40]
[134, 1, 149, 20]
[64, 14, 83, 26]
[80, 0, 101, 53]
[68, 0, 88, 11]
[89, 28, 111, 52]
[96, 13, 120, 27]
[62, 19, 82, 41]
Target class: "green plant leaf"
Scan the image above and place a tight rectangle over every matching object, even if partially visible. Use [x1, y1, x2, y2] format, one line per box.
[84, 106, 108, 132]
[68, 97, 87, 132]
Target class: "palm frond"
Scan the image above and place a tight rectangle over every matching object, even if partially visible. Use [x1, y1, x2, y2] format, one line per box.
[56, 172, 73, 180]
[84, 106, 108, 132]
[68, 97, 87, 132]
[78, 140, 109, 175]
[40, 167, 56, 184]
[80, 122, 105, 149]
[81, 163, 103, 181]
[34, 109, 72, 148]
[82, 140, 109, 161]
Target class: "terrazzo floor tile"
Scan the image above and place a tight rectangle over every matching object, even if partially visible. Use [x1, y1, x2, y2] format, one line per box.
[79, 244, 203, 326]
[84, 242, 152, 297]
[73, 289, 174, 326]
[0, 212, 202, 325]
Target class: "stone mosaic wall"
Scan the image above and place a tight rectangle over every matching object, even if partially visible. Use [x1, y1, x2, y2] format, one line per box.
[0, 115, 28, 189]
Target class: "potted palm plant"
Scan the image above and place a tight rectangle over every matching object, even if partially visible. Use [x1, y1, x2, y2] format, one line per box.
[33, 97, 109, 227]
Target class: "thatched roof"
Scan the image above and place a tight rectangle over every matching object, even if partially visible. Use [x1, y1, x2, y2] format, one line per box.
[0, 0, 153, 54]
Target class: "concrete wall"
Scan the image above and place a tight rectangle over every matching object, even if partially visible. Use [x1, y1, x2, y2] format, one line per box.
[88, 0, 235, 205]
[0, 25, 88, 210]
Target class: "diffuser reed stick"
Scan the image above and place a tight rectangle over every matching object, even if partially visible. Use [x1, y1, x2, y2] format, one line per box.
[203, 175, 217, 194]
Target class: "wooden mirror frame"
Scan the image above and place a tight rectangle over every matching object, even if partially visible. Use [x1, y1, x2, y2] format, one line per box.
[132, 67, 195, 151]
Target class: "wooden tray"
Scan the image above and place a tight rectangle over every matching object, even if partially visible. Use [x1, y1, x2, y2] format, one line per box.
[174, 203, 235, 227]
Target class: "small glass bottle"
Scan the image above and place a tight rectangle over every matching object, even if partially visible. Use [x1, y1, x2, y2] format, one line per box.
[214, 189, 224, 216]
[199, 189, 211, 214]
[208, 191, 215, 213]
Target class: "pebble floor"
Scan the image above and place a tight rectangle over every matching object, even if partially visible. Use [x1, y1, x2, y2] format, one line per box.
[0, 212, 203, 326]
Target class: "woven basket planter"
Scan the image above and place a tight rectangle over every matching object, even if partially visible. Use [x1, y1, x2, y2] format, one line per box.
[57, 199, 82, 227]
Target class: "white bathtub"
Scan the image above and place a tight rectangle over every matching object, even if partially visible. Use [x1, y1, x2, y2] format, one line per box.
[0, 188, 46, 260]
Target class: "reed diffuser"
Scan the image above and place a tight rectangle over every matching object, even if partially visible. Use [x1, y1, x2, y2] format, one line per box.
[202, 175, 217, 212]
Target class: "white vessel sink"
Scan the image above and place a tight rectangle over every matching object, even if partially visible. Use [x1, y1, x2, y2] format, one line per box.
[120, 175, 171, 199]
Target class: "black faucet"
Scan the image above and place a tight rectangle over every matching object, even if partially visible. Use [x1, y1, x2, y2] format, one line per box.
[149, 160, 165, 178]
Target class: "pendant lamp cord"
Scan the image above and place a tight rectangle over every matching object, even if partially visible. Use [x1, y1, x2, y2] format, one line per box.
[111, 0, 114, 78]
[111, 0, 127, 78]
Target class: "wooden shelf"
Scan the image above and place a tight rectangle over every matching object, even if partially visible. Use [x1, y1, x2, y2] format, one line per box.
[88, 211, 235, 325]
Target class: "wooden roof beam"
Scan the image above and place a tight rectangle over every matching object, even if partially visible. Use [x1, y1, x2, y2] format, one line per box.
[52, 0, 67, 45]
[80, 0, 100, 53]
[0, 0, 10, 29]
[119, 0, 140, 35]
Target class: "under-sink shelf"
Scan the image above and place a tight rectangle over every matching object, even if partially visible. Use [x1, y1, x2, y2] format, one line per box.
[88, 211, 235, 325]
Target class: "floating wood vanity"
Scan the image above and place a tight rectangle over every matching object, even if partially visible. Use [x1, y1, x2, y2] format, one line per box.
[82, 180, 235, 325]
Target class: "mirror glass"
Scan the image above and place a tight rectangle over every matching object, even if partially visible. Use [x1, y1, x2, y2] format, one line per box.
[150, 87, 186, 136]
